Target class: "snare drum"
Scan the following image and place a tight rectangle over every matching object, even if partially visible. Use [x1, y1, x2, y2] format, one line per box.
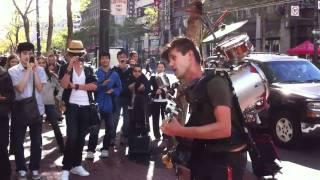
[216, 34, 253, 62]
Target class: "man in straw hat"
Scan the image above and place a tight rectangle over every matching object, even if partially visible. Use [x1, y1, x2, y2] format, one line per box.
[58, 40, 97, 180]
[160, 37, 248, 180]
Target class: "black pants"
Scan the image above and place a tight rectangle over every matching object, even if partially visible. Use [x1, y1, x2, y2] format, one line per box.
[62, 104, 90, 170]
[151, 102, 166, 139]
[190, 149, 247, 180]
[0, 115, 11, 179]
[45, 105, 64, 152]
[11, 115, 42, 171]
[88, 111, 114, 152]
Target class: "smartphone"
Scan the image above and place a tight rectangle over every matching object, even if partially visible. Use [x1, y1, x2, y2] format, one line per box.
[29, 56, 35, 63]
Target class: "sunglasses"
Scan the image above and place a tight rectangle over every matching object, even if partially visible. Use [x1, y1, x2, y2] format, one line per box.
[133, 70, 142, 73]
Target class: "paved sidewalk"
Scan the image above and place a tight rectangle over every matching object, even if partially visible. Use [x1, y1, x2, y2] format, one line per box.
[9, 120, 257, 180]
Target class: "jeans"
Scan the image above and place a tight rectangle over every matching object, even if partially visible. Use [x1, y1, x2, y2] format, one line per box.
[112, 96, 129, 138]
[62, 104, 90, 170]
[151, 102, 166, 139]
[45, 105, 64, 151]
[11, 114, 42, 171]
[0, 115, 11, 179]
[88, 112, 114, 152]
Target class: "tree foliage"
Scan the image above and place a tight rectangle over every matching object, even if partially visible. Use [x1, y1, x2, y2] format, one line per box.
[12, 0, 34, 42]
[5, 10, 25, 53]
[52, 29, 68, 51]
[144, 7, 159, 30]
[118, 17, 149, 45]
[80, 0, 91, 12]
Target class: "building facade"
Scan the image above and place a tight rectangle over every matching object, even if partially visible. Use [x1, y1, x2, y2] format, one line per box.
[162, 0, 317, 57]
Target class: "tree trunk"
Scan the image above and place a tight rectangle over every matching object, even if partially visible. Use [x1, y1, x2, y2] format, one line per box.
[15, 26, 20, 45]
[47, 0, 53, 52]
[23, 16, 30, 42]
[66, 0, 73, 48]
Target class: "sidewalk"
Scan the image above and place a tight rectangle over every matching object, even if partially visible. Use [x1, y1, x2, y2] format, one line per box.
[9, 120, 257, 180]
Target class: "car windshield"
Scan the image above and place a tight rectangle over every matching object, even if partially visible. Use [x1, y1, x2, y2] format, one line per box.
[263, 60, 320, 83]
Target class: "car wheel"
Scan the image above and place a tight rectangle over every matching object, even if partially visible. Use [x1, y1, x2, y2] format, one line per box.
[271, 111, 301, 147]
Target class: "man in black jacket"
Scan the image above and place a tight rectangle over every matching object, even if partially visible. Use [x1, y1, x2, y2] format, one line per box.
[0, 66, 15, 180]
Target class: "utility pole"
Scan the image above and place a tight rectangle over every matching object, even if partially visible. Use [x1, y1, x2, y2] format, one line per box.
[314, 0, 319, 62]
[36, 0, 41, 56]
[99, 0, 110, 55]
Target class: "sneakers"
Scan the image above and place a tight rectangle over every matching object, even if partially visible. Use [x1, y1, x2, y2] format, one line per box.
[100, 150, 109, 158]
[17, 170, 27, 180]
[86, 151, 95, 159]
[70, 166, 90, 176]
[31, 170, 41, 180]
[61, 170, 70, 180]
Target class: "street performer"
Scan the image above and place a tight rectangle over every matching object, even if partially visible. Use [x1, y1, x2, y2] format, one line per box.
[161, 37, 248, 180]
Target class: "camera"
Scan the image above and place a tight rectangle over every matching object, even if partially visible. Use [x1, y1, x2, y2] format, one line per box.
[29, 56, 35, 63]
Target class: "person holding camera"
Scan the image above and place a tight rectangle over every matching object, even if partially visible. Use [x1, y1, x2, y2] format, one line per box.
[8, 42, 47, 180]
[160, 37, 247, 180]
[127, 64, 150, 138]
[149, 62, 170, 140]
[59, 40, 97, 180]
[86, 51, 122, 159]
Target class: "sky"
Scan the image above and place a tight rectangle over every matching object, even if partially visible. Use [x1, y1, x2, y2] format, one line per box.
[0, 0, 80, 39]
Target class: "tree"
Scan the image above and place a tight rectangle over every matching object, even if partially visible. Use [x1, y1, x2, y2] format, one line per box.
[5, 11, 24, 52]
[66, 0, 73, 48]
[144, 7, 159, 31]
[12, 0, 34, 42]
[46, 0, 53, 52]
[52, 29, 68, 51]
[80, 0, 91, 12]
[118, 17, 150, 48]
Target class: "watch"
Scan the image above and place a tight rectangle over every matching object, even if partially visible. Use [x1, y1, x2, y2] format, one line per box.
[75, 84, 80, 90]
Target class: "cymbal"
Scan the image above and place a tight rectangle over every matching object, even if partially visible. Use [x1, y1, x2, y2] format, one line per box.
[202, 20, 248, 42]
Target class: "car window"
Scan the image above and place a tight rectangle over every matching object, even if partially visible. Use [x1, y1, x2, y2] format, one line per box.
[264, 61, 320, 83]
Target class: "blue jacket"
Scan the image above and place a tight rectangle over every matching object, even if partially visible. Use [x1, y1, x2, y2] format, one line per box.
[96, 67, 122, 113]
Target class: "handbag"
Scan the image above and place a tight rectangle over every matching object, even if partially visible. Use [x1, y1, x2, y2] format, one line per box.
[13, 77, 41, 125]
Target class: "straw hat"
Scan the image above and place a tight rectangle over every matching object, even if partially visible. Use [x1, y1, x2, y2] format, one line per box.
[67, 40, 86, 54]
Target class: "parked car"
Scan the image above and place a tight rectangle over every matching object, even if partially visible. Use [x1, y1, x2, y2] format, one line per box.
[245, 53, 320, 147]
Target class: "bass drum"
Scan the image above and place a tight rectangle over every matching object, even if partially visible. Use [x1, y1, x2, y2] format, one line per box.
[228, 62, 269, 112]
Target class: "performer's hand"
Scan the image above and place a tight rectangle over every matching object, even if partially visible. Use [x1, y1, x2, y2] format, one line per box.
[161, 117, 183, 136]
